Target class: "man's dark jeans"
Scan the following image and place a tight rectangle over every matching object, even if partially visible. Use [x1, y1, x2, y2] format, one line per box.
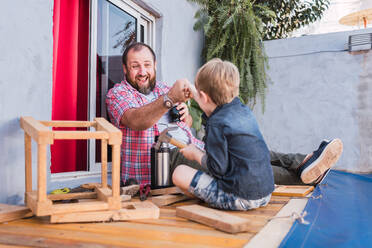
[169, 148, 306, 185]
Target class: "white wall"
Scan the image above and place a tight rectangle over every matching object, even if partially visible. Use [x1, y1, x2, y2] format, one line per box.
[0, 0, 53, 204]
[256, 28, 372, 173]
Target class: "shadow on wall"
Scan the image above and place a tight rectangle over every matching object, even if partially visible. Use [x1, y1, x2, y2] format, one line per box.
[6, 194, 23, 205]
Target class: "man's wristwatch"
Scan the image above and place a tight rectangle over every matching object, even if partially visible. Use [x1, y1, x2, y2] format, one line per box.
[163, 94, 174, 109]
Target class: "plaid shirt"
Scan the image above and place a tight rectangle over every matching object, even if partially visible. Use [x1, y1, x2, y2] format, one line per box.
[106, 80, 204, 185]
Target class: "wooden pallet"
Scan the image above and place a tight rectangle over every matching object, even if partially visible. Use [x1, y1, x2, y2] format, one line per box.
[20, 117, 122, 217]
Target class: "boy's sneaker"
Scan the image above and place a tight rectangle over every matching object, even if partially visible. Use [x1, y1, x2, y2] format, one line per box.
[299, 138, 343, 184]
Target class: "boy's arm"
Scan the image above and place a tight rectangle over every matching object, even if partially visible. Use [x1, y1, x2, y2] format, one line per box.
[179, 144, 205, 166]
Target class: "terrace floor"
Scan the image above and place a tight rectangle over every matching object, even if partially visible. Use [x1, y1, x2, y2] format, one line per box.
[0, 194, 308, 248]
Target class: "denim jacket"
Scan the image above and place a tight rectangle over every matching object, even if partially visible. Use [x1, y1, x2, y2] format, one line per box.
[204, 97, 274, 200]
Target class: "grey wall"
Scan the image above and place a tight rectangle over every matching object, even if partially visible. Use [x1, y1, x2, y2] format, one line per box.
[255, 28, 372, 173]
[0, 0, 54, 204]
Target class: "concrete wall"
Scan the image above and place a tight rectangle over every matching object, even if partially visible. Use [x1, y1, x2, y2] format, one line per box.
[0, 0, 54, 204]
[255, 28, 372, 173]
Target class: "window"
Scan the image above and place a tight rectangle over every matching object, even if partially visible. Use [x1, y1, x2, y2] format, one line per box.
[89, 0, 155, 173]
[52, 0, 155, 179]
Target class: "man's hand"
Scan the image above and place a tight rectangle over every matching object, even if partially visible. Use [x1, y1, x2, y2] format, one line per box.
[167, 79, 192, 103]
[179, 144, 205, 164]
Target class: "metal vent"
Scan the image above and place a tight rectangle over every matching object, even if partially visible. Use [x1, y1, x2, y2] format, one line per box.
[348, 33, 372, 52]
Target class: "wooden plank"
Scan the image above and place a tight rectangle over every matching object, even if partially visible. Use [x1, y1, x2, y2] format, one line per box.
[111, 144, 120, 198]
[95, 187, 121, 210]
[40, 120, 95, 127]
[20, 116, 53, 145]
[53, 131, 108, 140]
[176, 204, 254, 234]
[151, 194, 189, 207]
[95, 117, 122, 145]
[37, 144, 47, 203]
[51, 200, 109, 215]
[50, 201, 160, 223]
[48, 192, 97, 201]
[151, 187, 182, 196]
[273, 185, 314, 197]
[24, 133, 32, 194]
[0, 204, 33, 223]
[101, 139, 108, 188]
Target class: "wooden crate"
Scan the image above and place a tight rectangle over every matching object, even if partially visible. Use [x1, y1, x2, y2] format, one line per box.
[20, 117, 122, 217]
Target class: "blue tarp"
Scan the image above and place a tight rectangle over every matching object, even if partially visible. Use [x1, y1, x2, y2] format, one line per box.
[279, 170, 372, 248]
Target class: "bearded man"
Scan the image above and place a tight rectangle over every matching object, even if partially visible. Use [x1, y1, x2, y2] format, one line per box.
[106, 42, 203, 186]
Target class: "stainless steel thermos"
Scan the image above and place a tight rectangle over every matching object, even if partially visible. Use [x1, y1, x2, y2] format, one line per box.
[151, 137, 171, 188]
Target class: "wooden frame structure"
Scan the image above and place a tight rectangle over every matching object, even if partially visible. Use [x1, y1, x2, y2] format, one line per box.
[20, 117, 122, 217]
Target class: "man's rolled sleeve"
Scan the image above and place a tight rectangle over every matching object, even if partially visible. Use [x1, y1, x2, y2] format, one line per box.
[106, 87, 138, 127]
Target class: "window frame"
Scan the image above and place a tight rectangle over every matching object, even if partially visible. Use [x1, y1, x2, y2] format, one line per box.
[51, 0, 155, 181]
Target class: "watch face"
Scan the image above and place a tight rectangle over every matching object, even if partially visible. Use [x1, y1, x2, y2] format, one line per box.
[165, 100, 172, 108]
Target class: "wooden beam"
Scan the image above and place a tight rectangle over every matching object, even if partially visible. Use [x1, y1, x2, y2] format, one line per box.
[37, 144, 47, 203]
[95, 117, 122, 145]
[111, 144, 120, 198]
[176, 204, 254, 233]
[101, 139, 108, 188]
[20, 116, 53, 145]
[40, 120, 95, 127]
[50, 201, 159, 223]
[151, 194, 189, 207]
[24, 133, 32, 195]
[48, 192, 97, 201]
[0, 204, 33, 223]
[53, 131, 108, 140]
[95, 187, 121, 210]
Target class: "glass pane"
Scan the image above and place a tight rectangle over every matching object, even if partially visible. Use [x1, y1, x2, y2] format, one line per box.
[96, 0, 137, 163]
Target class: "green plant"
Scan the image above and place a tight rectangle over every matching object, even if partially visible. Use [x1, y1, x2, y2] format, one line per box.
[256, 0, 330, 40]
[188, 0, 271, 131]
[188, 0, 330, 131]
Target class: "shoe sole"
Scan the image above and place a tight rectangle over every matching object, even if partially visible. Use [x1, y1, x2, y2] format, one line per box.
[301, 138, 343, 184]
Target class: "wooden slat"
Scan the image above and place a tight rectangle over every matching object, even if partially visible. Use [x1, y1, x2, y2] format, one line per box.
[111, 144, 120, 198]
[0, 204, 33, 223]
[50, 201, 160, 223]
[95, 117, 122, 145]
[151, 194, 189, 207]
[20, 116, 53, 145]
[53, 131, 108, 140]
[101, 139, 107, 188]
[48, 192, 97, 201]
[40, 120, 95, 127]
[176, 204, 255, 234]
[37, 144, 47, 203]
[24, 133, 32, 194]
[273, 185, 314, 197]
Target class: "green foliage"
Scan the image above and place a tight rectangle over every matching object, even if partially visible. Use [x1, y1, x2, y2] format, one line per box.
[188, 0, 270, 130]
[187, 0, 329, 131]
[255, 0, 330, 40]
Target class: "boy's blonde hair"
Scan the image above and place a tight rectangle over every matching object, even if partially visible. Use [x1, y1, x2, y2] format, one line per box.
[195, 58, 240, 106]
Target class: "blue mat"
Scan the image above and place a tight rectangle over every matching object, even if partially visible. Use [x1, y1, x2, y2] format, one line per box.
[279, 170, 372, 248]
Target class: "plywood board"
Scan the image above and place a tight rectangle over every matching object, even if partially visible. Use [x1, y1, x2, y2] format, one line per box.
[176, 204, 252, 233]
[151, 194, 189, 207]
[273, 185, 314, 197]
[50, 201, 159, 223]
[0, 204, 33, 223]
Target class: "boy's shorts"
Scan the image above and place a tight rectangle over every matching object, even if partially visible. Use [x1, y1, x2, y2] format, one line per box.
[189, 170, 271, 211]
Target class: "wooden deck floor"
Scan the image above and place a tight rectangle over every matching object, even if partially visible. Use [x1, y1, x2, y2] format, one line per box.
[0, 196, 292, 248]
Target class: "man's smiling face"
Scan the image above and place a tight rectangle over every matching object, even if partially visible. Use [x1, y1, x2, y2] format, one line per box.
[123, 46, 156, 95]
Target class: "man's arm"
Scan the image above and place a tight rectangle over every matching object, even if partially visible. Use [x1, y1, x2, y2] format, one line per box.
[120, 79, 192, 131]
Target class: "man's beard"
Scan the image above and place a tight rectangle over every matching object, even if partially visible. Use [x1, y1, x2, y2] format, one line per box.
[126, 72, 156, 95]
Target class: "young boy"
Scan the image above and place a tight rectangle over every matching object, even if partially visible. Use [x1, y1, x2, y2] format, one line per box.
[172, 58, 275, 210]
